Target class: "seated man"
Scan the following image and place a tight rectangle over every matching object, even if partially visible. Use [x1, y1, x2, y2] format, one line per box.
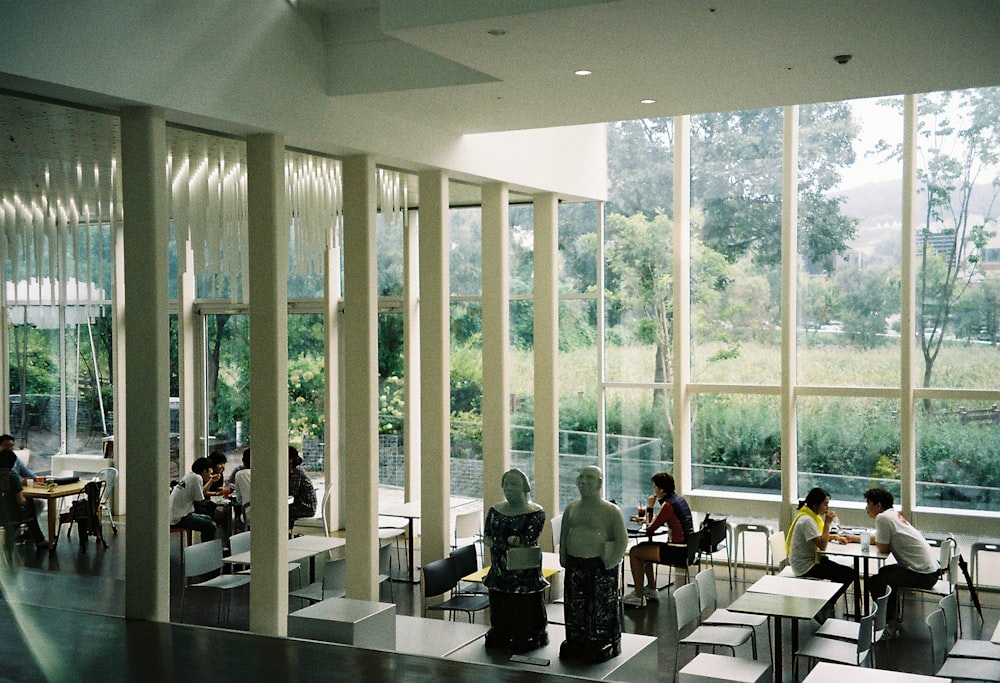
[0, 448, 49, 553]
[288, 446, 316, 532]
[169, 456, 218, 542]
[0, 434, 34, 483]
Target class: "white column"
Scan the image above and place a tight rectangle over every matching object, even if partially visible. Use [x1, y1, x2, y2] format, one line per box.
[481, 183, 510, 511]
[324, 242, 342, 531]
[342, 155, 379, 600]
[780, 106, 799, 532]
[246, 133, 289, 635]
[900, 95, 918, 517]
[418, 170, 450, 567]
[112, 194, 127, 513]
[673, 116, 692, 493]
[533, 192, 559, 536]
[120, 106, 170, 622]
[403, 207, 421, 501]
[178, 240, 197, 469]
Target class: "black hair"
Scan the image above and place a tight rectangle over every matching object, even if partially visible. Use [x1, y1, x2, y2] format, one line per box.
[208, 451, 227, 466]
[799, 486, 831, 511]
[289, 445, 302, 468]
[191, 457, 213, 474]
[864, 487, 894, 510]
[0, 448, 16, 469]
[241, 448, 251, 469]
[650, 471, 675, 496]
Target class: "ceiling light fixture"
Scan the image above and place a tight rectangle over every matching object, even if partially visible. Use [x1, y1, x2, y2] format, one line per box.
[640, 98, 656, 105]
[487, 28, 507, 36]
[574, 70, 592, 76]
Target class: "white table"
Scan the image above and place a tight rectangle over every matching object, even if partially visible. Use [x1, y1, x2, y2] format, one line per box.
[802, 662, 949, 683]
[728, 575, 841, 683]
[224, 535, 345, 583]
[820, 541, 888, 617]
[392, 615, 489, 657]
[992, 618, 1000, 644]
[288, 597, 396, 650]
[379, 502, 422, 583]
[50, 454, 113, 476]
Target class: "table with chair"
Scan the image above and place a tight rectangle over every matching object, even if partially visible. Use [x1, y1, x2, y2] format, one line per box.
[224, 534, 345, 584]
[801, 662, 949, 683]
[22, 478, 85, 551]
[725, 573, 842, 683]
[180, 538, 250, 625]
[819, 537, 889, 617]
[421, 554, 490, 622]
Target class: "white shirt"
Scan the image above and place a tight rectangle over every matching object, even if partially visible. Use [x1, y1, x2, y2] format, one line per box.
[874, 509, 939, 574]
[169, 471, 206, 524]
[789, 514, 822, 576]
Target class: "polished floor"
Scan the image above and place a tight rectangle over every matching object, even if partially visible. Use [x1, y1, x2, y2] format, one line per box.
[1, 520, 998, 683]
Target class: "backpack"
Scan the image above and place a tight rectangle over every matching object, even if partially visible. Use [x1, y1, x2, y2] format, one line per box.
[60, 480, 108, 551]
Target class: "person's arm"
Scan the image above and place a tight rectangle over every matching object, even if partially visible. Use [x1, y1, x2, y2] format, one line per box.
[810, 510, 836, 550]
[604, 504, 629, 569]
[13, 458, 35, 484]
[873, 515, 891, 553]
[647, 501, 676, 538]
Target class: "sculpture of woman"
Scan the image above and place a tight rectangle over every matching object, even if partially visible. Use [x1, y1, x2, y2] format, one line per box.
[482, 468, 549, 652]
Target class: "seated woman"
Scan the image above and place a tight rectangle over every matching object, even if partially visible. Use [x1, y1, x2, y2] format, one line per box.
[787, 486, 857, 619]
[623, 471, 692, 607]
[483, 468, 549, 653]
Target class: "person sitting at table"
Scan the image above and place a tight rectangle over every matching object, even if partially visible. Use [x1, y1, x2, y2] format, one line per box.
[232, 448, 251, 530]
[169, 456, 218, 542]
[787, 486, 857, 620]
[622, 471, 693, 608]
[849, 487, 939, 638]
[0, 448, 49, 553]
[483, 468, 549, 652]
[0, 435, 34, 484]
[288, 446, 316, 532]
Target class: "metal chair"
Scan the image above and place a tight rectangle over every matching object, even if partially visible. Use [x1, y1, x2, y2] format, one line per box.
[970, 540, 1000, 589]
[731, 522, 773, 579]
[694, 567, 767, 661]
[452, 509, 482, 558]
[901, 539, 960, 630]
[699, 516, 733, 587]
[766, 530, 795, 576]
[816, 586, 892, 667]
[794, 607, 875, 679]
[926, 609, 1000, 681]
[289, 555, 347, 605]
[663, 528, 704, 586]
[672, 581, 757, 682]
[228, 530, 303, 589]
[180, 538, 250, 624]
[421, 556, 489, 622]
[939, 591, 1000, 660]
[94, 467, 118, 536]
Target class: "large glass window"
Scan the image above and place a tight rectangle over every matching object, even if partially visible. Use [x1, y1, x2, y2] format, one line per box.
[691, 392, 780, 495]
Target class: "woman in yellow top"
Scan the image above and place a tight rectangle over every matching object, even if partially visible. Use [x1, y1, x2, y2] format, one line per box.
[787, 487, 857, 586]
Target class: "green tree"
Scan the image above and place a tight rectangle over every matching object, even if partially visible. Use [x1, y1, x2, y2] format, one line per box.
[835, 266, 899, 349]
[606, 119, 673, 218]
[952, 276, 1000, 345]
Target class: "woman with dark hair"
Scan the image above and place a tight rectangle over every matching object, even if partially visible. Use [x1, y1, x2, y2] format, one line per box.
[787, 487, 857, 588]
[622, 471, 693, 607]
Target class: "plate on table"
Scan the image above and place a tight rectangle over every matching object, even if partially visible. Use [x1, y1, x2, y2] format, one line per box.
[210, 496, 227, 505]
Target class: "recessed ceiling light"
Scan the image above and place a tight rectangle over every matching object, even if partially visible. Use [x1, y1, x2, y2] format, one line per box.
[640, 98, 656, 105]
[574, 69, 592, 76]
[487, 28, 507, 36]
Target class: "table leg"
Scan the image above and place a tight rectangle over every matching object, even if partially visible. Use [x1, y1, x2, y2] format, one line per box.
[46, 501, 59, 550]
[772, 615, 783, 683]
[862, 558, 872, 615]
[407, 518, 415, 583]
[853, 557, 863, 619]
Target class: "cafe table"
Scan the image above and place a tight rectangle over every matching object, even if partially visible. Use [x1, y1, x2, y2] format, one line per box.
[802, 662, 948, 683]
[819, 540, 888, 618]
[460, 551, 563, 584]
[379, 500, 469, 583]
[224, 535, 345, 583]
[22, 479, 87, 551]
[726, 574, 841, 683]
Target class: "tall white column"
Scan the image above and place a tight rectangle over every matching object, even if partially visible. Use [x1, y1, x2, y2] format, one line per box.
[481, 183, 510, 510]
[780, 106, 799, 532]
[342, 155, 379, 600]
[178, 240, 197, 469]
[120, 106, 170, 622]
[418, 170, 450, 567]
[403, 208, 421, 502]
[900, 95, 918, 517]
[533, 192, 559, 537]
[324, 242, 342, 531]
[246, 133, 290, 635]
[672, 116, 692, 493]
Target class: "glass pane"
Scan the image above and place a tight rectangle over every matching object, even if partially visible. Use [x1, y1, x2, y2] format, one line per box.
[451, 301, 482, 497]
[450, 206, 482, 296]
[377, 212, 404, 297]
[797, 97, 903, 386]
[916, 88, 1000, 390]
[205, 313, 249, 451]
[916, 398, 1000, 511]
[692, 393, 780, 494]
[797, 396, 900, 501]
[8, 326, 61, 460]
[561, 201, 599, 295]
[604, 387, 672, 510]
[690, 108, 784, 383]
[289, 313, 325, 474]
[379, 311, 404, 488]
[510, 205, 534, 296]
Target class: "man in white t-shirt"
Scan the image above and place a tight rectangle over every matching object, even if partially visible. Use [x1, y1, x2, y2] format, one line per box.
[861, 487, 939, 637]
[169, 456, 219, 542]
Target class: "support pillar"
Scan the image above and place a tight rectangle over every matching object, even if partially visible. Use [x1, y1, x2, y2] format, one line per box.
[533, 192, 559, 536]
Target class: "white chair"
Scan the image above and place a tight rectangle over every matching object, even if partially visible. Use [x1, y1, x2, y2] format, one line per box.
[767, 530, 795, 576]
[794, 608, 875, 679]
[378, 539, 393, 601]
[672, 582, 756, 682]
[94, 466, 118, 536]
[927, 609, 1000, 681]
[550, 513, 563, 553]
[290, 484, 330, 536]
[939, 591, 1000, 660]
[695, 568, 768, 661]
[678, 652, 770, 683]
[815, 586, 891, 667]
[228, 531, 303, 589]
[731, 522, 773, 579]
[452, 509, 482, 557]
[180, 538, 250, 624]
[901, 537, 959, 626]
[289, 555, 347, 605]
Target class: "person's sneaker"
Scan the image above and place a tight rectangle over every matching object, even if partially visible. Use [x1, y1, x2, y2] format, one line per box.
[622, 593, 645, 608]
[643, 587, 660, 601]
[883, 623, 903, 640]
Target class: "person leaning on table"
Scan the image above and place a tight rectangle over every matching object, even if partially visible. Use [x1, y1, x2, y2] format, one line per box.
[841, 487, 939, 638]
[787, 486, 858, 621]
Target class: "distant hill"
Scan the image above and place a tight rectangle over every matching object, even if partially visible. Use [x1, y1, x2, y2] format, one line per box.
[835, 179, 997, 229]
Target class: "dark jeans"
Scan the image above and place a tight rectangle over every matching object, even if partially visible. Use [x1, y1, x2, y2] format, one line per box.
[175, 512, 216, 542]
[867, 564, 939, 622]
[804, 556, 857, 607]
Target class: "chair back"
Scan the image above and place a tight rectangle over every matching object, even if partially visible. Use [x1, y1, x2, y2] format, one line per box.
[379, 540, 392, 575]
[453, 510, 481, 546]
[685, 529, 703, 566]
[320, 483, 335, 536]
[95, 467, 117, 504]
[422, 557, 458, 599]
[694, 567, 718, 612]
[703, 517, 729, 553]
[673, 582, 702, 633]
[939, 591, 960, 646]
[873, 585, 892, 640]
[857, 607, 875, 656]
[184, 538, 224, 581]
[229, 531, 251, 557]
[926, 609, 948, 670]
[550, 514, 563, 553]
[450, 544, 479, 577]
[0, 468, 19, 525]
[769, 530, 788, 570]
[323, 556, 347, 595]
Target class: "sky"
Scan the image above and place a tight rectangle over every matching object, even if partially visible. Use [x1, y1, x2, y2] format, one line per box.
[837, 96, 904, 191]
